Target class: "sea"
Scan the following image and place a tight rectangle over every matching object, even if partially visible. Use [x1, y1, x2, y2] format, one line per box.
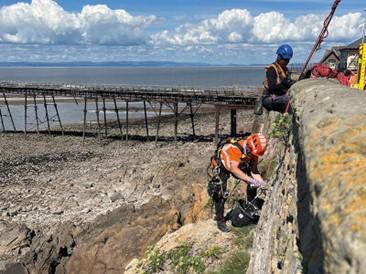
[0, 67, 265, 131]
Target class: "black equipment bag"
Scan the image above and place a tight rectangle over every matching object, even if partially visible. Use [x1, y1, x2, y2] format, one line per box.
[226, 199, 262, 227]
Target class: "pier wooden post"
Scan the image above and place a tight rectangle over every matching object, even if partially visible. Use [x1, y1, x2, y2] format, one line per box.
[43, 94, 51, 134]
[113, 97, 123, 140]
[174, 102, 178, 145]
[82, 98, 87, 144]
[24, 93, 28, 134]
[215, 105, 220, 144]
[155, 102, 162, 145]
[230, 109, 237, 136]
[148, 101, 158, 116]
[143, 101, 149, 138]
[125, 100, 129, 143]
[95, 98, 101, 141]
[188, 102, 196, 138]
[33, 95, 40, 134]
[103, 97, 108, 137]
[0, 109, 4, 131]
[52, 95, 63, 135]
[3, 93, 16, 131]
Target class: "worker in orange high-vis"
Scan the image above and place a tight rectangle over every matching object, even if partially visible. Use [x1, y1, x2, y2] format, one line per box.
[208, 133, 268, 232]
[262, 44, 296, 113]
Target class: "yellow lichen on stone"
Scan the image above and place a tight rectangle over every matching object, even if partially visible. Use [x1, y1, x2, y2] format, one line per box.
[290, 79, 366, 273]
[305, 116, 366, 234]
[324, 211, 341, 227]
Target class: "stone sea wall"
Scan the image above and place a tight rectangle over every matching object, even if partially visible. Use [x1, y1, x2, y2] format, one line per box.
[248, 79, 366, 274]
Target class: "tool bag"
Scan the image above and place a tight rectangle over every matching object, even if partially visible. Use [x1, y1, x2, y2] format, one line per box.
[226, 199, 262, 227]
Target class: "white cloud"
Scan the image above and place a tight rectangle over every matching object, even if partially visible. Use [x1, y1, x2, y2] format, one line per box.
[328, 12, 364, 41]
[0, 2, 362, 48]
[0, 2, 363, 64]
[252, 11, 290, 42]
[152, 9, 253, 45]
[152, 9, 364, 46]
[0, 0, 156, 45]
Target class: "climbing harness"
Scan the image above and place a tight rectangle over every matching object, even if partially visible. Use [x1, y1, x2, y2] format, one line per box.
[207, 134, 254, 200]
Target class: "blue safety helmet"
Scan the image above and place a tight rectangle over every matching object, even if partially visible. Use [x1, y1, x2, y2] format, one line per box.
[276, 44, 293, 60]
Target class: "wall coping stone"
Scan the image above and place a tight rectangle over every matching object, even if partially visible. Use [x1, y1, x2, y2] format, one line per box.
[291, 79, 366, 274]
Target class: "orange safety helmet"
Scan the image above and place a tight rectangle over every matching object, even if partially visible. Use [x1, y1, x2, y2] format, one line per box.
[246, 133, 268, 156]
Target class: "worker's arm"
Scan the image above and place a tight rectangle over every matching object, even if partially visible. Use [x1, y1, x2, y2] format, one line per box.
[251, 171, 264, 183]
[266, 67, 290, 96]
[229, 161, 261, 185]
[250, 160, 265, 183]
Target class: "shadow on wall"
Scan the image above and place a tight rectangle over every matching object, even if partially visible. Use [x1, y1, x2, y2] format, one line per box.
[293, 119, 325, 274]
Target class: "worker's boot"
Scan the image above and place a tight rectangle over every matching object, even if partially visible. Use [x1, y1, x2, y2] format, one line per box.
[214, 197, 231, 232]
[217, 219, 231, 233]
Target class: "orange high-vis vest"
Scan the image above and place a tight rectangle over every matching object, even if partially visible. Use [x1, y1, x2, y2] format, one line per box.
[263, 62, 289, 91]
[219, 140, 257, 171]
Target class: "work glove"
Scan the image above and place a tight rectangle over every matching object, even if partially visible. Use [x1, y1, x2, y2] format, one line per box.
[281, 77, 295, 88]
[247, 178, 266, 188]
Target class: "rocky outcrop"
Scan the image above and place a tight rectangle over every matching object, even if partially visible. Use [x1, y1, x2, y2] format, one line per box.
[124, 220, 236, 274]
[248, 79, 366, 274]
[63, 197, 180, 274]
[0, 220, 76, 274]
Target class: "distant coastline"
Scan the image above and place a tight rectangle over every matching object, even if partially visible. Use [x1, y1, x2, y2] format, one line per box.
[0, 61, 265, 68]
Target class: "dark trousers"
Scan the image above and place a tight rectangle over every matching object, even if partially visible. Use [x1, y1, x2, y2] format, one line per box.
[213, 169, 257, 221]
[262, 94, 291, 113]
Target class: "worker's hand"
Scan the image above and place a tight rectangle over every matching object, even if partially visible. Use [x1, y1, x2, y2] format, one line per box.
[247, 178, 266, 188]
[281, 77, 295, 88]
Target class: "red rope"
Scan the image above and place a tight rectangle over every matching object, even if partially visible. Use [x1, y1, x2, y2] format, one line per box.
[284, 100, 291, 114]
[299, 0, 341, 80]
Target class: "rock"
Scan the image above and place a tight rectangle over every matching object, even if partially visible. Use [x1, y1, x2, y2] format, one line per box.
[109, 192, 124, 202]
[152, 183, 160, 189]
[0, 204, 9, 211]
[124, 258, 139, 272]
[125, 220, 235, 274]
[83, 182, 94, 189]
[7, 208, 18, 217]
[52, 208, 64, 215]
[64, 198, 181, 273]
[81, 208, 91, 214]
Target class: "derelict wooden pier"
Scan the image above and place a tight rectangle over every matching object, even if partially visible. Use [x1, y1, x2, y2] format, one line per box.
[0, 81, 259, 143]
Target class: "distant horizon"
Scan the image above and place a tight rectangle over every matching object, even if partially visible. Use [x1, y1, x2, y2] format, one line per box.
[0, 60, 310, 68]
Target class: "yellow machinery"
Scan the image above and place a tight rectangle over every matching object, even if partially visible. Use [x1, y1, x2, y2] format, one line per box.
[352, 43, 366, 91]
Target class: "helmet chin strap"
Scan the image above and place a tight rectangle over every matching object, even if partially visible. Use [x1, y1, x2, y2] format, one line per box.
[243, 144, 255, 159]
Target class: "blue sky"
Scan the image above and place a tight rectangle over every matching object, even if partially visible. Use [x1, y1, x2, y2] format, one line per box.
[0, 0, 364, 64]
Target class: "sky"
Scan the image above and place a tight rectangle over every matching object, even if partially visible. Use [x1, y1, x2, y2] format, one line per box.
[0, 0, 364, 64]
